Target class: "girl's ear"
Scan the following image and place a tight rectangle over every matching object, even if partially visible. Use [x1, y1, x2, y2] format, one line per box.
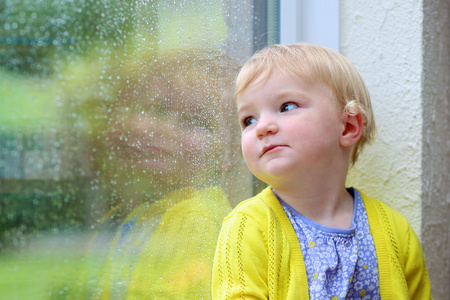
[340, 112, 364, 147]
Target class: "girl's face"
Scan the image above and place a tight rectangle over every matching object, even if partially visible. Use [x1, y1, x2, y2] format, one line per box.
[105, 67, 228, 193]
[237, 70, 345, 186]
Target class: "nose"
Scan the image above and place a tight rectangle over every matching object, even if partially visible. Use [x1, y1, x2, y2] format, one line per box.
[255, 114, 278, 138]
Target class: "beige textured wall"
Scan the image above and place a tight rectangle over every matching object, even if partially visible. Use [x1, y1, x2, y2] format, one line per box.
[341, 1, 449, 299]
[342, 0, 423, 234]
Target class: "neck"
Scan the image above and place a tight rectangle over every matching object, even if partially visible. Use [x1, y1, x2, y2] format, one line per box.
[271, 166, 354, 229]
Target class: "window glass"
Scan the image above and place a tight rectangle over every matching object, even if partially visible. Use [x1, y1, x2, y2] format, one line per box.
[0, 0, 268, 298]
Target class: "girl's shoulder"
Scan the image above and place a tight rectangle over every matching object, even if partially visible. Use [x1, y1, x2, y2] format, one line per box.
[225, 186, 282, 219]
[357, 189, 410, 232]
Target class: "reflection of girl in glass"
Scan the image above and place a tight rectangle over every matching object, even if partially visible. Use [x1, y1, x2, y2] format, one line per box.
[78, 50, 242, 299]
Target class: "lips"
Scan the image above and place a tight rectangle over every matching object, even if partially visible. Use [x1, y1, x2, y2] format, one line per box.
[261, 144, 286, 156]
[120, 141, 173, 160]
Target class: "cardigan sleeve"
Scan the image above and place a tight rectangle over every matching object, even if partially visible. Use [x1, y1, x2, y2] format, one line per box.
[212, 210, 270, 300]
[398, 215, 433, 299]
[361, 191, 433, 299]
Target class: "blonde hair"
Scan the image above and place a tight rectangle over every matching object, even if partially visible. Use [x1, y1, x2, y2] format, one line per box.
[236, 43, 375, 164]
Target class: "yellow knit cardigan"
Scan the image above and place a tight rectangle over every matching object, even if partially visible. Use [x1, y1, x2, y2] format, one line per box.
[212, 186, 432, 299]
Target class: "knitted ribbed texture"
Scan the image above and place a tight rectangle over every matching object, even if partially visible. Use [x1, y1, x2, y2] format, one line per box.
[212, 192, 307, 299]
[212, 187, 433, 299]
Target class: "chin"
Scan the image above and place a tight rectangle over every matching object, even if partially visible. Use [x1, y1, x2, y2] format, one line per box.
[263, 163, 296, 177]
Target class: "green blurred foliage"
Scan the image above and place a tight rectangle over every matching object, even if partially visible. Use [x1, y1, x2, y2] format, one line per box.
[0, 0, 141, 75]
[0, 232, 90, 299]
[0, 185, 88, 248]
[0, 0, 146, 248]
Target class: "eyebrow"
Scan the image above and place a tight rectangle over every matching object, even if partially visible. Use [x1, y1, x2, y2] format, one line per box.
[275, 89, 310, 99]
[236, 101, 255, 115]
[237, 90, 309, 109]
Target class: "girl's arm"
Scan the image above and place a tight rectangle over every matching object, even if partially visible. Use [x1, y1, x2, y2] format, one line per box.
[402, 223, 433, 300]
[212, 212, 269, 300]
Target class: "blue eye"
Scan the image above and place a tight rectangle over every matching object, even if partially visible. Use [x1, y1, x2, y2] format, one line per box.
[242, 117, 257, 128]
[281, 102, 298, 112]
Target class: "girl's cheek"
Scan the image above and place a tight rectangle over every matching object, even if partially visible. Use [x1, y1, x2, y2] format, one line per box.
[241, 137, 254, 161]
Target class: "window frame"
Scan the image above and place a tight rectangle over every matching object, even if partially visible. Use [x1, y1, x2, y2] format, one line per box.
[279, 0, 340, 51]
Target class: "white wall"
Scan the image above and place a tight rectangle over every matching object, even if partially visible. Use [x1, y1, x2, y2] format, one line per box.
[342, 0, 424, 233]
[341, 1, 449, 298]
